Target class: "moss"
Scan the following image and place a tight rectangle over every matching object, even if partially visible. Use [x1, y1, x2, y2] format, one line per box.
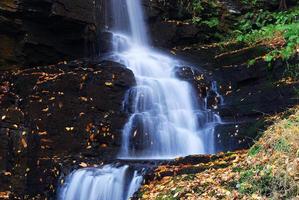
[232, 164, 276, 196]
[248, 144, 263, 157]
[156, 187, 183, 200]
[273, 138, 291, 152]
[244, 118, 266, 140]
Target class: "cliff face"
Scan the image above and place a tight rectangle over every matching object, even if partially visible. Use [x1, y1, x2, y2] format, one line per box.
[0, 0, 298, 68]
[0, 0, 238, 67]
[0, 60, 135, 199]
[0, 0, 102, 68]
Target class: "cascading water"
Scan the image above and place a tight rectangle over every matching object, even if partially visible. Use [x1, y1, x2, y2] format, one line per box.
[108, 0, 219, 158]
[58, 165, 142, 200]
[59, 0, 223, 199]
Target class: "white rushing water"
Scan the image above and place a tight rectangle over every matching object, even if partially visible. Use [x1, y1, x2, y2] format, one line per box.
[108, 0, 220, 158]
[59, 0, 222, 199]
[58, 165, 143, 200]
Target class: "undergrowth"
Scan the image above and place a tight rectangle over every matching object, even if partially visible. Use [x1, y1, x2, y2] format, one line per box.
[188, 0, 299, 77]
[235, 107, 299, 199]
[234, 7, 299, 64]
[138, 107, 299, 200]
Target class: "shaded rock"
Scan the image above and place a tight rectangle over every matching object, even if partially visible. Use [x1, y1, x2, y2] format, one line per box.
[174, 42, 299, 151]
[173, 66, 209, 100]
[0, 0, 103, 68]
[0, 59, 135, 199]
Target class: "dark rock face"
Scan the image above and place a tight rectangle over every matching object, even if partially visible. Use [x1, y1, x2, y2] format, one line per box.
[175, 44, 299, 151]
[142, 0, 299, 48]
[1, 0, 298, 67]
[144, 0, 229, 48]
[142, 0, 211, 48]
[0, 0, 103, 68]
[0, 60, 135, 199]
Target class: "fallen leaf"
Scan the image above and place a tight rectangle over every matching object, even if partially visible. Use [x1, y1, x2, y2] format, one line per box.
[42, 107, 49, 112]
[65, 127, 74, 131]
[4, 172, 11, 176]
[38, 131, 48, 135]
[105, 82, 113, 86]
[0, 191, 10, 199]
[79, 97, 88, 102]
[21, 138, 28, 148]
[79, 162, 88, 168]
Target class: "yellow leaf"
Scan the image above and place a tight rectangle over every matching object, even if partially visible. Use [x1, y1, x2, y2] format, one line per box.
[105, 82, 113, 86]
[42, 107, 49, 112]
[21, 138, 27, 148]
[4, 172, 11, 176]
[79, 97, 88, 102]
[38, 131, 48, 135]
[79, 162, 88, 168]
[0, 191, 10, 199]
[65, 127, 74, 131]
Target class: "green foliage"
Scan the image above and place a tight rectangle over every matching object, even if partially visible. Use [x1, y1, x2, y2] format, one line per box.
[248, 144, 262, 157]
[235, 6, 299, 34]
[181, 174, 196, 181]
[273, 138, 291, 152]
[189, 1, 299, 75]
[191, 0, 222, 28]
[156, 187, 183, 200]
[235, 163, 299, 198]
[285, 62, 299, 79]
[234, 7, 299, 64]
[202, 17, 220, 28]
[237, 165, 274, 195]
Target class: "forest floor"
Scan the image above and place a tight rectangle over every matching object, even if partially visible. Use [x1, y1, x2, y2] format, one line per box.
[137, 106, 299, 200]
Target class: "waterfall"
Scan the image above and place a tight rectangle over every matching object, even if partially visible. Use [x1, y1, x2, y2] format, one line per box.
[58, 165, 143, 200]
[108, 0, 219, 158]
[59, 0, 222, 199]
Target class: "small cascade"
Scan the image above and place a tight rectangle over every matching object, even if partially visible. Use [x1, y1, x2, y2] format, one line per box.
[58, 165, 142, 200]
[211, 81, 225, 107]
[201, 81, 224, 154]
[112, 42, 205, 158]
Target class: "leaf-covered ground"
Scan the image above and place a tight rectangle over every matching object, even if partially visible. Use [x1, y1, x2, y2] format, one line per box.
[137, 106, 299, 200]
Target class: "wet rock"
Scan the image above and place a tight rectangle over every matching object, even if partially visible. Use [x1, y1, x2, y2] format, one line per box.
[0, 59, 135, 199]
[174, 66, 209, 100]
[175, 42, 299, 151]
[0, 0, 103, 68]
[142, 0, 230, 47]
[99, 31, 114, 54]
